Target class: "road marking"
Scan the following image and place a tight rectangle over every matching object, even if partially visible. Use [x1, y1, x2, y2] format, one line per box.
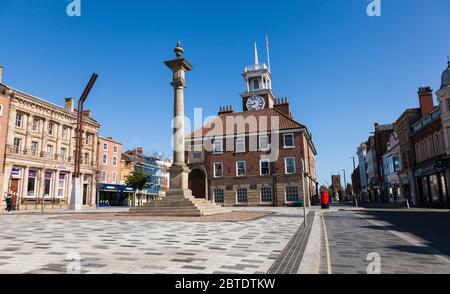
[321, 212, 332, 274]
[351, 211, 450, 265]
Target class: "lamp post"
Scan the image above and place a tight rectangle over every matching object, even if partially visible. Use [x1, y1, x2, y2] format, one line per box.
[342, 169, 347, 203]
[350, 156, 356, 171]
[350, 156, 357, 205]
[301, 159, 307, 227]
[70, 73, 98, 211]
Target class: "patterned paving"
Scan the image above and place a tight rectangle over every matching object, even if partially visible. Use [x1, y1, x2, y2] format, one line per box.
[324, 210, 450, 274]
[0, 207, 305, 274]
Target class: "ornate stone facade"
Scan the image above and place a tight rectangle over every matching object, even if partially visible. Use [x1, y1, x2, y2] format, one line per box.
[0, 83, 100, 210]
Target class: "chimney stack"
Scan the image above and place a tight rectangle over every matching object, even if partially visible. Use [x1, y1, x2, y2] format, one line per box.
[135, 147, 144, 156]
[274, 97, 291, 117]
[0, 66, 3, 83]
[65, 97, 75, 112]
[418, 86, 434, 117]
[218, 105, 234, 115]
[82, 110, 92, 118]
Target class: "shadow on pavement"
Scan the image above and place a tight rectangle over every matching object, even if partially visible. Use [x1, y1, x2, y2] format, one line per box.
[387, 245, 437, 255]
[359, 210, 450, 257]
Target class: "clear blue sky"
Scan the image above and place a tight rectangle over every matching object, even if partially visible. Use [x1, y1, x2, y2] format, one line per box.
[0, 0, 449, 186]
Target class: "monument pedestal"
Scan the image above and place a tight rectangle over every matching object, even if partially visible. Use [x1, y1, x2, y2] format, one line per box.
[129, 164, 230, 216]
[168, 164, 190, 191]
[69, 178, 82, 211]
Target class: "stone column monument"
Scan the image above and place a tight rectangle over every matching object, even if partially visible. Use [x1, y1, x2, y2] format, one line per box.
[128, 42, 229, 216]
[164, 41, 193, 198]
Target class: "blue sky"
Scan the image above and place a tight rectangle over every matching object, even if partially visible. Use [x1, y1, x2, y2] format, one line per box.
[0, 0, 449, 186]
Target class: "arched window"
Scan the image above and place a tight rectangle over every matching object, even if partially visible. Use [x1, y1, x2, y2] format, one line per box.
[253, 79, 260, 90]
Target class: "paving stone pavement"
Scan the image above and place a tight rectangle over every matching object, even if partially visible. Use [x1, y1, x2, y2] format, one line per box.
[0, 207, 306, 274]
[267, 211, 315, 274]
[324, 209, 450, 274]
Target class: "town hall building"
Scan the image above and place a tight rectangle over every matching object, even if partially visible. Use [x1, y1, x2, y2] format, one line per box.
[185, 45, 318, 207]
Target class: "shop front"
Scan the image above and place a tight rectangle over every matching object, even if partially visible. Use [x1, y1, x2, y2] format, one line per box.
[400, 178, 412, 203]
[7, 166, 70, 210]
[384, 176, 403, 203]
[98, 184, 134, 207]
[415, 161, 449, 207]
[123, 187, 135, 206]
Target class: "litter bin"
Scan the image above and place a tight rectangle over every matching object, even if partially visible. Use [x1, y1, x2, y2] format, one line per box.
[320, 191, 329, 209]
[294, 199, 304, 207]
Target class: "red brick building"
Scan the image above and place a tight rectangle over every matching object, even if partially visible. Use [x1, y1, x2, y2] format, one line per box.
[185, 47, 318, 206]
[411, 87, 448, 207]
[351, 167, 361, 196]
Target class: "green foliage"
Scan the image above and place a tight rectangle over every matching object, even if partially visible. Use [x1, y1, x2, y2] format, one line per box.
[125, 168, 151, 191]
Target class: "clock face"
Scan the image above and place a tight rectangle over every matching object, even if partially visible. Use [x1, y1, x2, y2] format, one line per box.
[246, 96, 265, 111]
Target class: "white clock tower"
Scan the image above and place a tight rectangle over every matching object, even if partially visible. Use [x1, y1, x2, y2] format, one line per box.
[241, 43, 277, 111]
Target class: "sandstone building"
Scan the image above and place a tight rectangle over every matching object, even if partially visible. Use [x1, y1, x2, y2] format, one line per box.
[0, 68, 100, 210]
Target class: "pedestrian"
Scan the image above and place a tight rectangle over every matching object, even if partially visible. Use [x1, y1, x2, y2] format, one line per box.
[4, 192, 12, 213]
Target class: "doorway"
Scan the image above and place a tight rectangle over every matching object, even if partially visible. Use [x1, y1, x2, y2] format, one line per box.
[10, 179, 19, 210]
[83, 184, 89, 205]
[188, 168, 206, 199]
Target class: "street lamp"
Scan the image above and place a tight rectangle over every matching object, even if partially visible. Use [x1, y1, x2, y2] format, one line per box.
[350, 156, 358, 207]
[350, 156, 356, 171]
[342, 169, 347, 203]
[70, 73, 98, 211]
[301, 159, 307, 227]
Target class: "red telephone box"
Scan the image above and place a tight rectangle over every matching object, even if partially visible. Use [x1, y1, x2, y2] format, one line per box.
[320, 191, 329, 209]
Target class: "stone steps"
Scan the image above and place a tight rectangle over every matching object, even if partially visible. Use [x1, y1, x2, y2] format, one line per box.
[127, 192, 231, 216]
[133, 203, 222, 209]
[125, 207, 228, 217]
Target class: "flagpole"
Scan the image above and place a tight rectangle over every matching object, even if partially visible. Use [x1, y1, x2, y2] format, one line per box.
[266, 34, 271, 72]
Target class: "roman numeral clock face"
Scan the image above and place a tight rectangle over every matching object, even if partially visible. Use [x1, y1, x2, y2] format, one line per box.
[246, 96, 265, 111]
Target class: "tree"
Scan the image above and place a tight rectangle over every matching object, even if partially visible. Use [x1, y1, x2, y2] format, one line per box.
[125, 168, 151, 206]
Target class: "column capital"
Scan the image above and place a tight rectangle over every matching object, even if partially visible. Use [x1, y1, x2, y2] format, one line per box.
[164, 58, 193, 73]
[171, 79, 187, 89]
